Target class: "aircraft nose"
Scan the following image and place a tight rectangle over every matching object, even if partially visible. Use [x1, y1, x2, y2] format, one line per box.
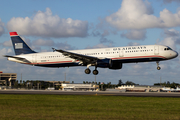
[173, 51, 178, 58]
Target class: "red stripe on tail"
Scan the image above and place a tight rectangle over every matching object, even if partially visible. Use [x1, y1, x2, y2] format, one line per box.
[9, 32, 18, 36]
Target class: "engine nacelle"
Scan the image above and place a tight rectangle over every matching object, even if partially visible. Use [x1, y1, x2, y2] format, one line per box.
[96, 59, 111, 68]
[109, 62, 123, 69]
[96, 59, 122, 69]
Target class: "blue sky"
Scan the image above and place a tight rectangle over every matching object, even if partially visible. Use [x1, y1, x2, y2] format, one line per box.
[0, 0, 180, 85]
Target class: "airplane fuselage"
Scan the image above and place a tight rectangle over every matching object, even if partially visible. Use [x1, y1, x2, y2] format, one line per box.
[8, 45, 178, 68]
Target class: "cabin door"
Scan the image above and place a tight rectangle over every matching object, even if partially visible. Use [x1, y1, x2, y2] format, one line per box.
[154, 46, 159, 55]
[32, 55, 37, 63]
[119, 50, 124, 57]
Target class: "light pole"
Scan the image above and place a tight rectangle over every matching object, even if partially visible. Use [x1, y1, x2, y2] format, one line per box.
[95, 75, 96, 84]
[64, 72, 66, 81]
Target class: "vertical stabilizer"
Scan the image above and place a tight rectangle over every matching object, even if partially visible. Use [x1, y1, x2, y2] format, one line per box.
[9, 32, 36, 55]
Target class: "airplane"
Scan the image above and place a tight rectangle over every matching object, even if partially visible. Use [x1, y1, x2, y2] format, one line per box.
[4, 32, 178, 75]
[175, 87, 180, 92]
[161, 87, 174, 92]
[161, 87, 180, 92]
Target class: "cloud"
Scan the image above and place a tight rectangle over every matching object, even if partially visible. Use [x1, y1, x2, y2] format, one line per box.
[121, 30, 146, 40]
[163, 0, 180, 4]
[31, 39, 76, 50]
[0, 18, 5, 36]
[102, 30, 109, 37]
[2, 40, 12, 47]
[55, 42, 76, 50]
[86, 43, 113, 49]
[91, 30, 114, 44]
[92, 31, 101, 37]
[0, 48, 13, 59]
[100, 37, 114, 44]
[164, 29, 179, 37]
[105, 0, 180, 30]
[32, 39, 54, 46]
[7, 8, 88, 38]
[160, 37, 177, 49]
[127, 42, 141, 46]
[159, 29, 180, 50]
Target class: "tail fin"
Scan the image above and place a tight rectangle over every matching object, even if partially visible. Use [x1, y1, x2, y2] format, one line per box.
[9, 32, 36, 55]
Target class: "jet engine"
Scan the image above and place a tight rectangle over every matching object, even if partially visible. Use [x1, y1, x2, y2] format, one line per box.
[109, 62, 123, 69]
[96, 59, 123, 69]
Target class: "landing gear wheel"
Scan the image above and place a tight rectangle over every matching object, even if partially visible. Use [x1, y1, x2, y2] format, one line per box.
[156, 61, 161, 70]
[93, 70, 99, 75]
[157, 66, 161, 70]
[85, 68, 91, 74]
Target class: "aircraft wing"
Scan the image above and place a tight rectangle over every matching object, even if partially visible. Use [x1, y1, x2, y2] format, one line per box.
[4, 55, 31, 63]
[54, 49, 99, 64]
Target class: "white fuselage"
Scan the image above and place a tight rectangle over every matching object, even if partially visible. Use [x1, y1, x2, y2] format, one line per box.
[8, 45, 178, 68]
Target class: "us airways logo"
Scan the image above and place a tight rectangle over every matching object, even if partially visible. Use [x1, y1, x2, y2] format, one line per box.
[113, 46, 147, 51]
[15, 43, 23, 49]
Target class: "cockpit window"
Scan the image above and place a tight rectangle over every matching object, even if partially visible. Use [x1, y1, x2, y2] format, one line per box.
[168, 47, 172, 50]
[164, 47, 172, 51]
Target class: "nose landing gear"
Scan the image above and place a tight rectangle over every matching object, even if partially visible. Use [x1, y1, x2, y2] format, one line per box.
[157, 66, 161, 70]
[156, 61, 161, 70]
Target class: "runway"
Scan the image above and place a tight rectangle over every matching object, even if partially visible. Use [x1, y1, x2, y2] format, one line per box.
[0, 90, 180, 97]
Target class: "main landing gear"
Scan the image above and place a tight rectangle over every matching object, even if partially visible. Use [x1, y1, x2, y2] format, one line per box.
[156, 61, 161, 70]
[85, 65, 99, 75]
[85, 68, 91, 74]
[93, 67, 98, 75]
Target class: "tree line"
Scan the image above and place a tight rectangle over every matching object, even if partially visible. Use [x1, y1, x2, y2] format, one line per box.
[154, 81, 179, 88]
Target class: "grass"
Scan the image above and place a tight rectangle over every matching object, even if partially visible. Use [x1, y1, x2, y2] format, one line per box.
[0, 94, 179, 120]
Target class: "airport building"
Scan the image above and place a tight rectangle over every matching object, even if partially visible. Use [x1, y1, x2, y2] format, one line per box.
[117, 85, 163, 92]
[48, 81, 70, 86]
[0, 71, 17, 87]
[26, 81, 70, 90]
[61, 83, 99, 91]
[47, 81, 70, 90]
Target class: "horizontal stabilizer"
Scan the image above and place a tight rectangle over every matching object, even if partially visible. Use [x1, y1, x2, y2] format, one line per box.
[4, 55, 31, 63]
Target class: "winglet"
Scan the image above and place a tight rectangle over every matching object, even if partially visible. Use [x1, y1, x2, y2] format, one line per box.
[52, 48, 56, 52]
[9, 32, 18, 36]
